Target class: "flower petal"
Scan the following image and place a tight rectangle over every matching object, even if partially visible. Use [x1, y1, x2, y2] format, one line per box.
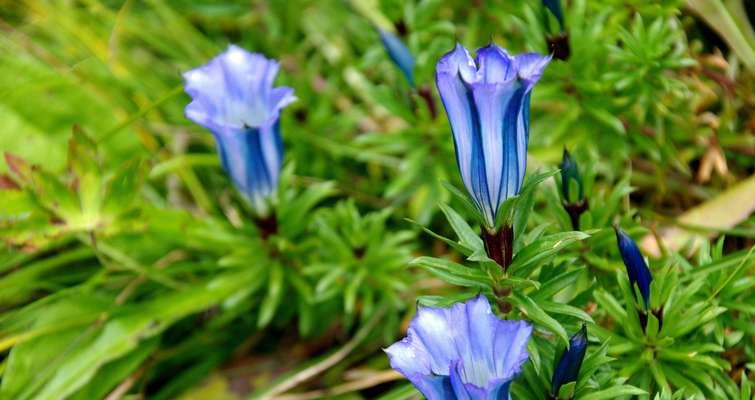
[514, 53, 551, 90]
[183, 45, 295, 130]
[385, 332, 455, 400]
[436, 44, 494, 224]
[467, 79, 526, 216]
[474, 45, 516, 85]
[515, 91, 531, 191]
[492, 319, 532, 381]
[450, 361, 515, 400]
[212, 124, 281, 215]
[386, 295, 531, 398]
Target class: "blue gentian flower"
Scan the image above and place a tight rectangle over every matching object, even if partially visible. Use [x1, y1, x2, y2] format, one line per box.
[379, 29, 415, 87]
[385, 295, 532, 399]
[183, 45, 295, 216]
[436, 44, 550, 227]
[614, 226, 653, 309]
[550, 324, 588, 397]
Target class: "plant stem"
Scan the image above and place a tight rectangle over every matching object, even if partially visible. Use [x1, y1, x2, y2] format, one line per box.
[563, 199, 588, 231]
[416, 85, 437, 119]
[546, 32, 570, 61]
[482, 225, 514, 271]
[253, 213, 279, 240]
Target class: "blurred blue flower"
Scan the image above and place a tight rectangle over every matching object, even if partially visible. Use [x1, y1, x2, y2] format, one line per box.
[436, 44, 550, 227]
[183, 45, 295, 216]
[379, 29, 415, 87]
[550, 324, 588, 397]
[385, 295, 532, 399]
[614, 226, 653, 309]
[542, 0, 565, 31]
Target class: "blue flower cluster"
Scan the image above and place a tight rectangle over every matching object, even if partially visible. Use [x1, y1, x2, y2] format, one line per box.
[181, 40, 654, 399]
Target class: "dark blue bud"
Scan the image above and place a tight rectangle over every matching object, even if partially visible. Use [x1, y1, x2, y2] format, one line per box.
[614, 226, 653, 309]
[542, 0, 565, 31]
[559, 149, 582, 202]
[379, 29, 415, 87]
[551, 324, 588, 397]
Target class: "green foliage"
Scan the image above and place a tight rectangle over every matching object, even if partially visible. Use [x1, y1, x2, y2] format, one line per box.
[590, 249, 754, 398]
[305, 200, 415, 335]
[512, 339, 647, 399]
[0, 0, 753, 399]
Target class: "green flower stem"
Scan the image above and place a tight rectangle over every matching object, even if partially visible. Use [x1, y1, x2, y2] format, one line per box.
[563, 199, 588, 231]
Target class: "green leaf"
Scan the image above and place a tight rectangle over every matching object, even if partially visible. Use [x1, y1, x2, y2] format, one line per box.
[557, 381, 576, 399]
[593, 289, 627, 325]
[438, 203, 484, 253]
[510, 231, 589, 277]
[510, 292, 569, 347]
[526, 338, 542, 376]
[67, 127, 102, 218]
[649, 360, 671, 392]
[411, 256, 491, 288]
[28, 167, 81, 221]
[279, 180, 336, 237]
[579, 385, 646, 400]
[645, 312, 660, 341]
[101, 158, 145, 218]
[539, 301, 594, 323]
[501, 169, 557, 234]
[533, 269, 584, 300]
[344, 268, 366, 315]
[406, 217, 473, 256]
[740, 371, 751, 400]
[440, 181, 482, 224]
[416, 291, 481, 308]
[660, 363, 705, 398]
[577, 340, 613, 389]
[68, 337, 157, 400]
[585, 107, 626, 135]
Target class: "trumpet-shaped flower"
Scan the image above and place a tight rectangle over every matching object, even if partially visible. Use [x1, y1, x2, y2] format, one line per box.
[436, 44, 550, 227]
[614, 226, 653, 309]
[183, 45, 295, 216]
[550, 324, 588, 397]
[385, 295, 532, 399]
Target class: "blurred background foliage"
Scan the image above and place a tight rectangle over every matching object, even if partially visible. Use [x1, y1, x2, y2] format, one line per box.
[0, 0, 753, 399]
